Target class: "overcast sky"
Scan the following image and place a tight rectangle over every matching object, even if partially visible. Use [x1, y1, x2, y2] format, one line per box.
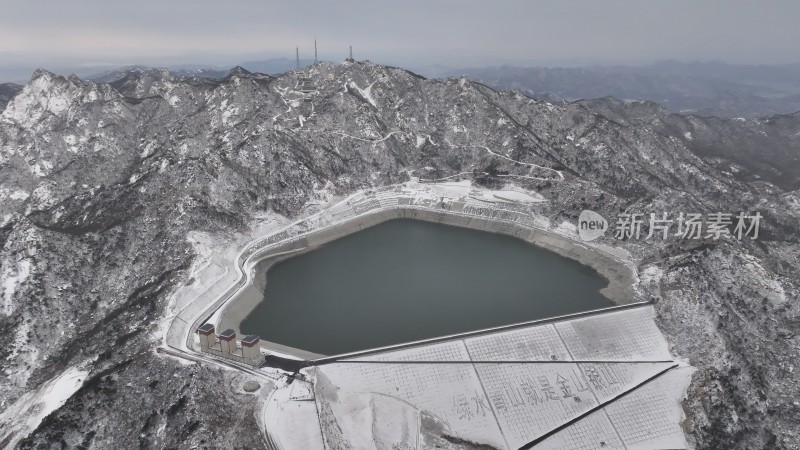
[1, 0, 799, 73]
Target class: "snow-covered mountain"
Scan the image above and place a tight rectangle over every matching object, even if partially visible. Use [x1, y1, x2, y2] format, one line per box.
[88, 65, 232, 84]
[0, 62, 798, 448]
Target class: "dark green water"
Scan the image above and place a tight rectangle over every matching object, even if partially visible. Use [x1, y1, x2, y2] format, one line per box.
[240, 219, 612, 355]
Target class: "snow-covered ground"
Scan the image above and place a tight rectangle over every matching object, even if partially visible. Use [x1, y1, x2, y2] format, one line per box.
[263, 305, 694, 449]
[0, 364, 90, 448]
[263, 382, 325, 450]
[2, 258, 31, 316]
[468, 187, 546, 204]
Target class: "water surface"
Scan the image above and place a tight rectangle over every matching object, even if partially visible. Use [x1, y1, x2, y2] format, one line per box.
[241, 219, 612, 355]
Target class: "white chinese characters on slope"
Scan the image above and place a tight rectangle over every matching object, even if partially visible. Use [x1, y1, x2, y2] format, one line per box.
[579, 210, 762, 241]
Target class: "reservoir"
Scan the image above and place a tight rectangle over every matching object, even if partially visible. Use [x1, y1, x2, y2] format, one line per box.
[240, 219, 613, 356]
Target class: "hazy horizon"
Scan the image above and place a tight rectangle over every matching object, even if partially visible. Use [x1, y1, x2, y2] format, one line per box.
[3, 56, 800, 86]
[2, 0, 800, 83]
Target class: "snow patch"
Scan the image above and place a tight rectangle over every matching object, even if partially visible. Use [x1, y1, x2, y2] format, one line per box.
[9, 190, 29, 201]
[159, 159, 170, 172]
[415, 135, 425, 148]
[140, 141, 156, 158]
[1, 73, 73, 127]
[2, 259, 31, 315]
[555, 220, 578, 236]
[31, 160, 53, 177]
[640, 265, 664, 287]
[346, 81, 378, 108]
[491, 189, 545, 203]
[29, 184, 57, 209]
[740, 254, 787, 305]
[221, 109, 233, 124]
[0, 365, 89, 448]
[428, 180, 472, 198]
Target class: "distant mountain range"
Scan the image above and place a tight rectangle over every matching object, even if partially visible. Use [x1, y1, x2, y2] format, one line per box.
[450, 61, 800, 118]
[0, 82, 23, 111]
[6, 59, 798, 119]
[4, 59, 800, 119]
[0, 57, 317, 85]
[92, 60, 800, 118]
[87, 58, 315, 84]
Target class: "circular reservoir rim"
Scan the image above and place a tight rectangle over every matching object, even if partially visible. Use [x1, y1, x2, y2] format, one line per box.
[212, 206, 638, 360]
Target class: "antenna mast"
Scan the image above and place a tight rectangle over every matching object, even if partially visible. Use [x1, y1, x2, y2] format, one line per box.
[349, 45, 353, 61]
[314, 38, 318, 64]
[296, 47, 300, 69]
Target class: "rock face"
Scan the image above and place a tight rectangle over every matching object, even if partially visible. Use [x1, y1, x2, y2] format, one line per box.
[0, 62, 798, 449]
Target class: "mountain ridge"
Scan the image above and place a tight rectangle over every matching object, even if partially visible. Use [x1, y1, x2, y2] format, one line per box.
[451, 62, 800, 118]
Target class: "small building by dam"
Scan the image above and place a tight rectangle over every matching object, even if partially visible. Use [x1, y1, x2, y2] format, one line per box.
[196, 324, 264, 367]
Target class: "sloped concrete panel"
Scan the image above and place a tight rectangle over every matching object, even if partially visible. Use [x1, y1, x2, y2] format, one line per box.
[321, 341, 507, 448]
[535, 409, 625, 450]
[464, 324, 571, 362]
[269, 305, 693, 450]
[555, 307, 673, 361]
[472, 362, 598, 448]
